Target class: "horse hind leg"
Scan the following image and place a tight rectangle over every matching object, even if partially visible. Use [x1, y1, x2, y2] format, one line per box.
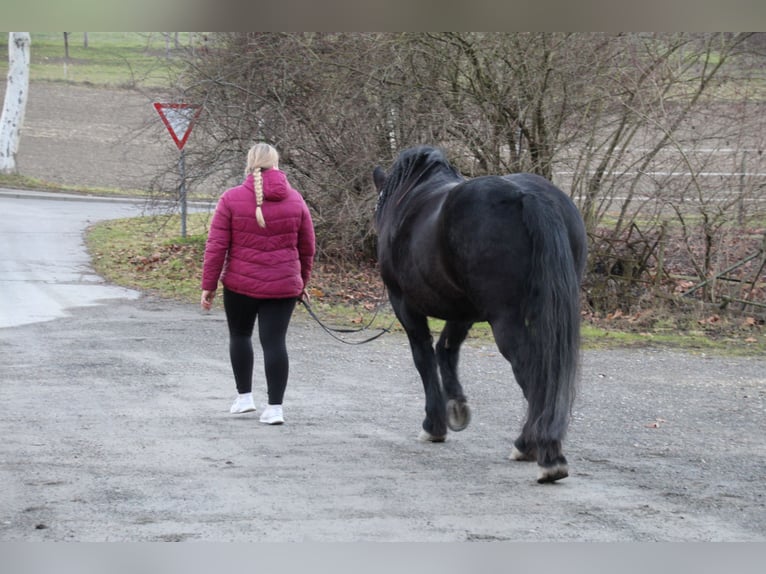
[535, 440, 568, 483]
[493, 316, 569, 483]
[512, 397, 569, 483]
[436, 321, 473, 432]
[490, 319, 538, 460]
[515, 403, 569, 483]
[509, 430, 537, 462]
[511, 413, 569, 483]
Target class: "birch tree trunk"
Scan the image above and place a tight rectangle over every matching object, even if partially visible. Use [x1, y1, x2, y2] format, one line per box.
[0, 32, 31, 174]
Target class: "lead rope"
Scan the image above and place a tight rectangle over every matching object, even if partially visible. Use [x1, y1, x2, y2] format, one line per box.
[299, 296, 396, 345]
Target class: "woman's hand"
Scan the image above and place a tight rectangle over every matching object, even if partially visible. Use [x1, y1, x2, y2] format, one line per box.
[300, 287, 311, 305]
[201, 289, 216, 311]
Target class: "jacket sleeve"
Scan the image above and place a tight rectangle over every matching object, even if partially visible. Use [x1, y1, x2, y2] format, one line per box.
[201, 196, 232, 291]
[297, 200, 316, 287]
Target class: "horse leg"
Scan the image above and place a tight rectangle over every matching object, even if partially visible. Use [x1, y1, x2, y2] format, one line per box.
[390, 296, 448, 442]
[506, 358, 539, 463]
[491, 316, 569, 483]
[436, 321, 473, 431]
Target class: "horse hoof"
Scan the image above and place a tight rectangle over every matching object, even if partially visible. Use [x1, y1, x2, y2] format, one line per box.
[537, 463, 569, 483]
[510, 446, 536, 462]
[418, 429, 446, 443]
[446, 399, 471, 432]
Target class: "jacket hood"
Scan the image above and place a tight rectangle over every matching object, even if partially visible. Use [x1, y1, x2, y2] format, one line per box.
[244, 168, 290, 202]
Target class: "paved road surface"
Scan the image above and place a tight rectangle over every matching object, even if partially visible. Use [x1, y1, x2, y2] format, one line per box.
[0, 189, 142, 328]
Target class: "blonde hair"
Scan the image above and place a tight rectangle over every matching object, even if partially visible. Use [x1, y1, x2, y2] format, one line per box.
[244, 142, 280, 228]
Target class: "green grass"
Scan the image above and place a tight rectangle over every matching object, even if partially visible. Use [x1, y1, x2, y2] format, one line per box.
[0, 32, 191, 88]
[86, 213, 209, 302]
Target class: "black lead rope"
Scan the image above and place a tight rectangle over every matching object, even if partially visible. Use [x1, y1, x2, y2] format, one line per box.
[299, 298, 395, 345]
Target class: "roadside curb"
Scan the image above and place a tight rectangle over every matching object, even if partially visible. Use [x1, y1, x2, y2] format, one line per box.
[0, 187, 212, 208]
[0, 187, 150, 204]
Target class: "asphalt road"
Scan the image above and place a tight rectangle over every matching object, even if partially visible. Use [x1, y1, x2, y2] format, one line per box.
[0, 191, 765, 541]
[0, 189, 142, 328]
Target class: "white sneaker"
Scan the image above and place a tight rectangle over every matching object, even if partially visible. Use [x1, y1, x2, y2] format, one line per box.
[259, 404, 284, 425]
[230, 394, 256, 414]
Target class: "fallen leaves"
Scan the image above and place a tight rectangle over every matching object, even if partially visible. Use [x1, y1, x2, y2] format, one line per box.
[674, 280, 695, 294]
[310, 262, 387, 306]
[604, 309, 651, 323]
[606, 309, 624, 321]
[128, 243, 203, 277]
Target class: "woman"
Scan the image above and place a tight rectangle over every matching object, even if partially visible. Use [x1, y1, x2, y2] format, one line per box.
[201, 143, 315, 424]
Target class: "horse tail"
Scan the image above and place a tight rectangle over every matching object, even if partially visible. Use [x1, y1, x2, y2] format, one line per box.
[519, 191, 582, 449]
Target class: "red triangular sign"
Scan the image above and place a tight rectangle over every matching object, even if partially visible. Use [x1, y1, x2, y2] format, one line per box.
[154, 103, 201, 150]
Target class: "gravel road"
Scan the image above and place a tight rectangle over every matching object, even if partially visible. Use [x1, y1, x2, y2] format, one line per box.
[0, 292, 764, 541]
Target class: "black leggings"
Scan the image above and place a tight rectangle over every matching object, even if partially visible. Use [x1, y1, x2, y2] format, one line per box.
[223, 288, 297, 404]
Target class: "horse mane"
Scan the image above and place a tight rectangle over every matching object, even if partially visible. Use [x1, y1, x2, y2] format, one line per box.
[376, 146, 462, 214]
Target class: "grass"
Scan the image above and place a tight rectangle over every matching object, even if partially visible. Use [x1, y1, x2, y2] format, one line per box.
[85, 212, 766, 356]
[0, 172, 151, 197]
[86, 213, 209, 302]
[0, 32, 190, 88]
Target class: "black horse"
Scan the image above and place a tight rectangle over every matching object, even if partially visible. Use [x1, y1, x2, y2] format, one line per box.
[373, 146, 587, 483]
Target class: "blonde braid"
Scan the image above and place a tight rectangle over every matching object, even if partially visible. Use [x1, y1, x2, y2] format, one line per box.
[245, 142, 279, 229]
[253, 169, 266, 228]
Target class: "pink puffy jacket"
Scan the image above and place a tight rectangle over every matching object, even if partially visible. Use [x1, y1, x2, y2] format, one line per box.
[201, 168, 315, 299]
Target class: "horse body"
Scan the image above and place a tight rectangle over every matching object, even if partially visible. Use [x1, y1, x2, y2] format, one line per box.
[379, 189, 479, 321]
[373, 146, 587, 483]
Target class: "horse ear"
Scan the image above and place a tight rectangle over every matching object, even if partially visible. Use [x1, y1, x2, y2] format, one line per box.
[373, 166, 387, 191]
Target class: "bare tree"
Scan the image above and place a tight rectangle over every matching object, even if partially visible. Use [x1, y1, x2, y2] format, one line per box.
[399, 33, 760, 309]
[562, 33, 762, 308]
[174, 33, 400, 261]
[0, 32, 31, 174]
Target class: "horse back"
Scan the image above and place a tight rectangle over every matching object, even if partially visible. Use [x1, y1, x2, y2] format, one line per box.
[439, 177, 531, 297]
[439, 174, 586, 306]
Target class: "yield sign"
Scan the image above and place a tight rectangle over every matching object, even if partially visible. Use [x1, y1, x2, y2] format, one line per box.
[153, 102, 201, 150]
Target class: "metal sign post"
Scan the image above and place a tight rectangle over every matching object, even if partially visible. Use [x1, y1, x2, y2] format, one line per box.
[153, 102, 201, 238]
[179, 147, 187, 237]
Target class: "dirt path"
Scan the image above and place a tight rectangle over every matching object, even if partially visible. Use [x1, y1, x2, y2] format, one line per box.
[9, 81, 174, 191]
